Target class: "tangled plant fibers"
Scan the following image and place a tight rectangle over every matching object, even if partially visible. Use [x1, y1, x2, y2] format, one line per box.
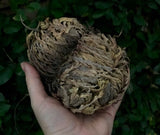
[26, 17, 130, 114]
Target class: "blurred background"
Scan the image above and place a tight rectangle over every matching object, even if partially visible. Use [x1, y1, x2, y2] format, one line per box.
[0, 0, 160, 134]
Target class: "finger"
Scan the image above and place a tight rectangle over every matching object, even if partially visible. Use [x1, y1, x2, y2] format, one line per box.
[103, 94, 124, 120]
[108, 93, 124, 116]
[21, 62, 48, 107]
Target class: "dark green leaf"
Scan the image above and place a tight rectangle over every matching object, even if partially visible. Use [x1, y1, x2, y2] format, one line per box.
[150, 100, 158, 112]
[155, 0, 160, 5]
[9, 0, 26, 9]
[34, 131, 43, 135]
[76, 6, 89, 17]
[0, 103, 10, 117]
[0, 65, 4, 71]
[136, 32, 146, 41]
[147, 50, 159, 59]
[154, 64, 160, 72]
[18, 55, 28, 63]
[0, 93, 5, 102]
[28, 2, 41, 10]
[105, 9, 114, 19]
[136, 61, 148, 72]
[155, 77, 160, 85]
[51, 0, 62, 8]
[92, 12, 105, 19]
[13, 9, 27, 21]
[12, 42, 25, 54]
[4, 26, 20, 34]
[0, 66, 14, 85]
[148, 32, 159, 45]
[95, 1, 113, 10]
[122, 125, 130, 133]
[148, 2, 158, 9]
[112, 17, 121, 26]
[15, 64, 24, 76]
[51, 10, 64, 18]
[128, 114, 142, 121]
[134, 15, 146, 26]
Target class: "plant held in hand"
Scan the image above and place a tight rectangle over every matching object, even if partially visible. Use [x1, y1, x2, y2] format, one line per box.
[26, 17, 130, 114]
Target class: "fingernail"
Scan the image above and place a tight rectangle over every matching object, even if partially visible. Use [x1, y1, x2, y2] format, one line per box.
[21, 62, 25, 72]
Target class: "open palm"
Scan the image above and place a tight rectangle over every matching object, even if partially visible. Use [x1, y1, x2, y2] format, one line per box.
[21, 62, 122, 135]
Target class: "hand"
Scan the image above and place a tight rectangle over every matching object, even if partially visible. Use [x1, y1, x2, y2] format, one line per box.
[21, 62, 123, 135]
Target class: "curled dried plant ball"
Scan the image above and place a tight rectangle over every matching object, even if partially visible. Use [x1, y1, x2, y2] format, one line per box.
[55, 33, 130, 114]
[27, 17, 86, 82]
[27, 17, 130, 115]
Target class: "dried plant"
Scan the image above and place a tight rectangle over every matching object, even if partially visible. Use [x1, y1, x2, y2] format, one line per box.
[27, 17, 130, 114]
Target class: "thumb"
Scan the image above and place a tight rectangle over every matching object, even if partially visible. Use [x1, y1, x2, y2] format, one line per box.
[21, 62, 48, 109]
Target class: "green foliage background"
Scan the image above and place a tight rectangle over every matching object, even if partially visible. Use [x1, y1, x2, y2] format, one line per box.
[0, 0, 160, 134]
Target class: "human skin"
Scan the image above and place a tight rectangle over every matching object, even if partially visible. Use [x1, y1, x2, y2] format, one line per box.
[21, 62, 123, 135]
